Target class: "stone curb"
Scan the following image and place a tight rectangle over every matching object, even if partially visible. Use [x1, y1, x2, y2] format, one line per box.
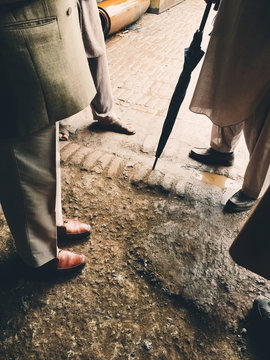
[61, 142, 226, 207]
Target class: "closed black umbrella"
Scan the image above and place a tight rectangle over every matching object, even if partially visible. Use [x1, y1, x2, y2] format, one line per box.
[152, 0, 220, 170]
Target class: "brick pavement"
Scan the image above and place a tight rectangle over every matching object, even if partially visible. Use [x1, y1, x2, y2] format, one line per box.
[63, 0, 248, 201]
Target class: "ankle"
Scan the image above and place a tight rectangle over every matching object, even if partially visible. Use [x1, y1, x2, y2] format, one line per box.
[210, 147, 234, 156]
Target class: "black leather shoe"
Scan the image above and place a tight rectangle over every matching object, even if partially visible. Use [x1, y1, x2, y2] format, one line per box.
[224, 189, 257, 213]
[253, 296, 270, 321]
[189, 147, 234, 167]
[249, 296, 270, 354]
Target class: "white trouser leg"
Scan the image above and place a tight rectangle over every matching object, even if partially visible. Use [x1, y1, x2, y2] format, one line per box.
[0, 124, 58, 267]
[210, 122, 244, 153]
[242, 93, 270, 198]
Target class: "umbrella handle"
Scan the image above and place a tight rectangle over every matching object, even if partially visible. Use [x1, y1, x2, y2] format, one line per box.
[199, 1, 212, 33]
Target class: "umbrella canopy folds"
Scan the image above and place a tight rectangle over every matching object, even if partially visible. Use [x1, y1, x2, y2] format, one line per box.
[152, 0, 219, 170]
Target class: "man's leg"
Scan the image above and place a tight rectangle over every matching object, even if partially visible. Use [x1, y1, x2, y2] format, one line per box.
[55, 123, 92, 240]
[0, 124, 87, 271]
[229, 186, 270, 278]
[59, 49, 135, 137]
[189, 120, 261, 212]
[88, 54, 116, 124]
[88, 55, 135, 134]
[82, 0, 135, 134]
[224, 93, 270, 212]
[242, 95, 270, 199]
[0, 125, 57, 268]
[189, 122, 243, 167]
[210, 123, 243, 153]
[79, 0, 116, 125]
[59, 0, 135, 139]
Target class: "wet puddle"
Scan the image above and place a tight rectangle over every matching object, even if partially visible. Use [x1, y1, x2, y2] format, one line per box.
[195, 171, 235, 189]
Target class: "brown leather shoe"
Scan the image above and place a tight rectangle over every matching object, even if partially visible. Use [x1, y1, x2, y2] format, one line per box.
[56, 249, 86, 272]
[37, 249, 86, 275]
[189, 147, 234, 167]
[57, 219, 91, 241]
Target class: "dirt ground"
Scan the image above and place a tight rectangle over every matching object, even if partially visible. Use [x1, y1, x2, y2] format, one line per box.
[0, 162, 269, 360]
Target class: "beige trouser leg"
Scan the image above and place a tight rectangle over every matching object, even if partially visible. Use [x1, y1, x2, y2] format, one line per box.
[210, 122, 243, 153]
[210, 93, 270, 199]
[242, 94, 270, 198]
[0, 124, 58, 268]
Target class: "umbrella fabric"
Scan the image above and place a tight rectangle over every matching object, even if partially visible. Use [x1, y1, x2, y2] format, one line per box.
[152, 1, 214, 170]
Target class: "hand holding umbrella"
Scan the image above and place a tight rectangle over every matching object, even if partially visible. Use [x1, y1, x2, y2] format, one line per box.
[152, 0, 220, 170]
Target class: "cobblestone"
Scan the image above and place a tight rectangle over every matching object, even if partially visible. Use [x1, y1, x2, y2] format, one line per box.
[147, 169, 165, 187]
[92, 154, 114, 174]
[141, 135, 157, 154]
[69, 145, 92, 165]
[130, 164, 151, 184]
[60, 143, 80, 162]
[175, 178, 186, 198]
[82, 150, 103, 170]
[59, 141, 70, 151]
[107, 156, 124, 178]
[161, 173, 177, 191]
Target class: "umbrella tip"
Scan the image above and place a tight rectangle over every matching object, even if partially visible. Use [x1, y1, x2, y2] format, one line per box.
[152, 158, 158, 170]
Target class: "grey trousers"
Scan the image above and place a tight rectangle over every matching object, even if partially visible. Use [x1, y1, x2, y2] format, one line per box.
[59, 52, 117, 129]
[81, 0, 117, 124]
[60, 42, 117, 128]
[61, 0, 118, 130]
[210, 93, 270, 199]
[88, 55, 118, 124]
[0, 124, 62, 267]
[61, 0, 117, 130]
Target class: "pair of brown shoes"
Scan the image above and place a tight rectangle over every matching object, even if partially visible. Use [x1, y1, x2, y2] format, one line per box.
[39, 219, 91, 274]
[56, 219, 91, 273]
